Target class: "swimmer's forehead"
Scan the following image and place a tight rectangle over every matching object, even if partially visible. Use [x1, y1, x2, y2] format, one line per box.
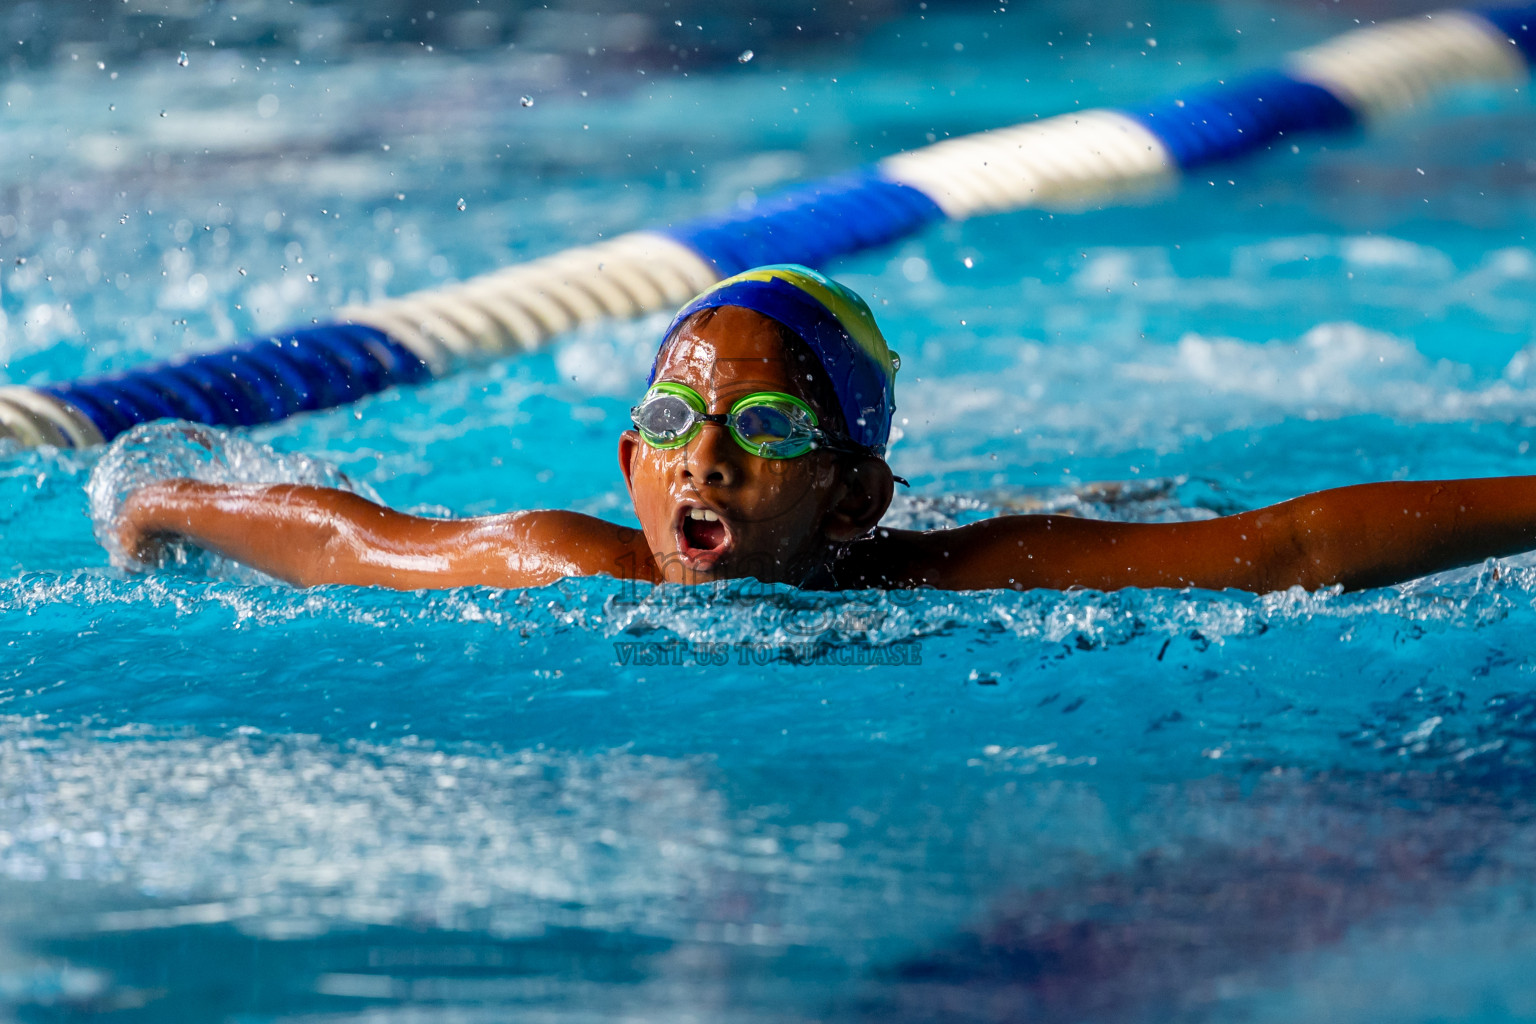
[652, 307, 809, 403]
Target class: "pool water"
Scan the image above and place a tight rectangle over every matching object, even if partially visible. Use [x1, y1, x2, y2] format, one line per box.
[6, 1, 1536, 1020]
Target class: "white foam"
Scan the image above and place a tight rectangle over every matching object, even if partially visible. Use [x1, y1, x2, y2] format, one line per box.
[553, 313, 671, 397]
[1341, 236, 1457, 275]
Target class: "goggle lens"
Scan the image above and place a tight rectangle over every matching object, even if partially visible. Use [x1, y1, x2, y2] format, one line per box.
[731, 402, 814, 457]
[633, 393, 699, 447]
[733, 403, 796, 444]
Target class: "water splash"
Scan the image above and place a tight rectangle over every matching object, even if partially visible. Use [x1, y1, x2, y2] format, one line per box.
[5, 549, 1526, 650]
[85, 423, 377, 577]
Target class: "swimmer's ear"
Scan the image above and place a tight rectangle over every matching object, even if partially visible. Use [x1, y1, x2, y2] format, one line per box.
[823, 456, 894, 543]
[618, 430, 642, 497]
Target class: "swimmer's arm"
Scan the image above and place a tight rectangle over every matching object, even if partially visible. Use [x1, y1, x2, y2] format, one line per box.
[114, 480, 656, 589]
[855, 478, 1536, 592]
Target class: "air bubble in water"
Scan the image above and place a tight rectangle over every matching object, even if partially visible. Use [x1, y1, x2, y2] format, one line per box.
[737, 49, 754, 63]
[519, 95, 534, 108]
[177, 51, 189, 67]
[456, 198, 467, 212]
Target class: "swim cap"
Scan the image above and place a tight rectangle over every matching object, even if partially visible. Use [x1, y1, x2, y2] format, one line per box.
[650, 264, 899, 454]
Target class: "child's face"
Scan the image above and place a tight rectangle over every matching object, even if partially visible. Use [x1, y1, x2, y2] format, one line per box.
[618, 306, 860, 584]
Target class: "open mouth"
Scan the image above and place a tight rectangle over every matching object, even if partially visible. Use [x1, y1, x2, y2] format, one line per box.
[676, 504, 732, 565]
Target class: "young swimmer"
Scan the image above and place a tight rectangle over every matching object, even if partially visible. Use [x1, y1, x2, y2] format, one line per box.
[114, 264, 1536, 593]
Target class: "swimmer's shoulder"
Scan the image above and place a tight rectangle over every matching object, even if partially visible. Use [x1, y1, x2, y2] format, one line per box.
[829, 525, 928, 589]
[829, 516, 1079, 591]
[832, 523, 994, 589]
[465, 509, 659, 584]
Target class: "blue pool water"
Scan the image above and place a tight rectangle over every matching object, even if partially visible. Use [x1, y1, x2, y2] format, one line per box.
[7, 1, 1536, 1019]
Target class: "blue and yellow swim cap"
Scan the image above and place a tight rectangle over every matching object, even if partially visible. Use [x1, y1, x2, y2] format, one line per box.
[650, 264, 899, 454]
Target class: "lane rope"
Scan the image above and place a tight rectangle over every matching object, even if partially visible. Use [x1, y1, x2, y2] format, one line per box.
[4, 5, 1532, 448]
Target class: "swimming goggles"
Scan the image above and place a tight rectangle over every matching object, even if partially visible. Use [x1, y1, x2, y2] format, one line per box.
[630, 381, 866, 459]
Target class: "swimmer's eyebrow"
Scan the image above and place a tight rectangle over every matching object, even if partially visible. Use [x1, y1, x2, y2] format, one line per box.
[653, 376, 813, 411]
[656, 376, 798, 396]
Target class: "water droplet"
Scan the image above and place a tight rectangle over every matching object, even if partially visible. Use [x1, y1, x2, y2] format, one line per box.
[455, 198, 467, 212]
[237, 267, 247, 276]
[306, 274, 318, 283]
[395, 193, 405, 201]
[963, 256, 974, 268]
[177, 51, 189, 67]
[159, 110, 167, 118]
[737, 49, 754, 63]
[108, 104, 115, 111]
[519, 95, 534, 108]
[96, 61, 105, 70]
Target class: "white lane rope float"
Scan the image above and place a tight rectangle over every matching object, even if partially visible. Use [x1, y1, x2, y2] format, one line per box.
[2, 5, 1532, 448]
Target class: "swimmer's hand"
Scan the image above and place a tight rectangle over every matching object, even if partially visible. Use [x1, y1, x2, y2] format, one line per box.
[106, 479, 655, 589]
[839, 478, 1536, 593]
[113, 480, 189, 569]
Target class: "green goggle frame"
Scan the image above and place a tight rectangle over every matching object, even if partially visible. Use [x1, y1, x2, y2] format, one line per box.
[630, 381, 854, 459]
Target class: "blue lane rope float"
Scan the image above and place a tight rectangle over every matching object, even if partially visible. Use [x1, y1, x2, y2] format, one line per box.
[2, 5, 1533, 449]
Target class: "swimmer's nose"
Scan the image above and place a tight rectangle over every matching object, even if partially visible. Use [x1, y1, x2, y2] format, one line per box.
[681, 421, 739, 487]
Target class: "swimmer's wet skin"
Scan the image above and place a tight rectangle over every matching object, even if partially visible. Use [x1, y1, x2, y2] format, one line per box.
[115, 264, 1536, 594]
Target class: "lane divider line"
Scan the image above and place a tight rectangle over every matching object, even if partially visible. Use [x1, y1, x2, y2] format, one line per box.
[4, 5, 1531, 449]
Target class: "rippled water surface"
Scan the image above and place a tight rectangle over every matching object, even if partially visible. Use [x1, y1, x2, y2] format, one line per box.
[6, 0, 1536, 1020]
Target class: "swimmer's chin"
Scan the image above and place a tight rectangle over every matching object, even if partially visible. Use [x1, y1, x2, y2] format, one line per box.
[651, 550, 741, 584]
[666, 541, 736, 580]
[657, 548, 823, 587]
